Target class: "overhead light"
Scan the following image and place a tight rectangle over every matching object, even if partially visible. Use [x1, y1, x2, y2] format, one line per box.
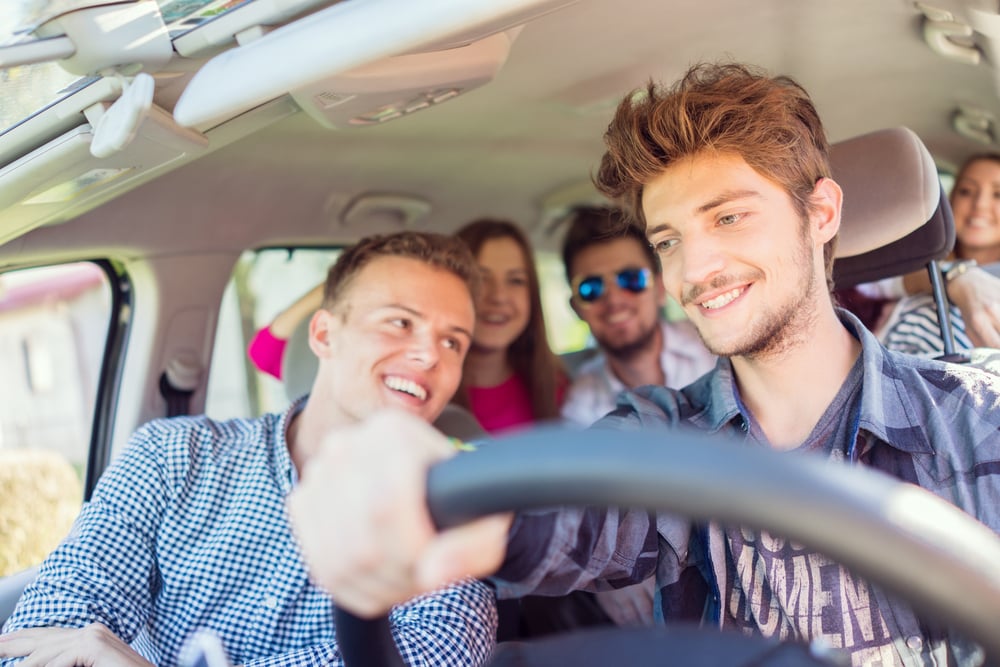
[291, 29, 515, 130]
[339, 193, 432, 229]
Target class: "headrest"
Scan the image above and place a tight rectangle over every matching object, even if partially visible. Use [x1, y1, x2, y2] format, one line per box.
[830, 127, 954, 289]
[831, 126, 941, 259]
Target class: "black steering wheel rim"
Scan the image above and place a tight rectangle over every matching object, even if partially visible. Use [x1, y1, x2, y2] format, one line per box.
[335, 425, 1000, 666]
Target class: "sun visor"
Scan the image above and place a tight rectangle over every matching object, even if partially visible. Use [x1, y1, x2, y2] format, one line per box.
[173, 0, 579, 129]
[0, 86, 297, 246]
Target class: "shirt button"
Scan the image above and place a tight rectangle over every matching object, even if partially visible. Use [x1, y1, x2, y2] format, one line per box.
[906, 636, 923, 651]
[264, 596, 279, 609]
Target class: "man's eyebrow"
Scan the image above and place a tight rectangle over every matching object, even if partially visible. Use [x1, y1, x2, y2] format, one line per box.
[379, 303, 473, 340]
[695, 189, 762, 214]
[646, 189, 763, 237]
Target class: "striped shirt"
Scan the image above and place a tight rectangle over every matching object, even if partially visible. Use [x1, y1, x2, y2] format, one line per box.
[1, 401, 496, 666]
[492, 309, 1000, 666]
[881, 293, 971, 355]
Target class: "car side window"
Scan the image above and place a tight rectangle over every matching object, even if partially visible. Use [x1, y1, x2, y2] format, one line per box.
[0, 262, 112, 576]
[206, 248, 343, 420]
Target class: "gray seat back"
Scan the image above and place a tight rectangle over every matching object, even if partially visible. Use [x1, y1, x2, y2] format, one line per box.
[0, 565, 38, 627]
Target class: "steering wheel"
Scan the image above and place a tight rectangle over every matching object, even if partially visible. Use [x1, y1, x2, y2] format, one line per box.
[334, 426, 1000, 666]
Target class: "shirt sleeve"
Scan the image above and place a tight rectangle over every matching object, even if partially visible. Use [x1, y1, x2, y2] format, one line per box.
[241, 580, 498, 667]
[248, 327, 289, 380]
[492, 399, 694, 604]
[491, 506, 661, 601]
[1, 423, 170, 648]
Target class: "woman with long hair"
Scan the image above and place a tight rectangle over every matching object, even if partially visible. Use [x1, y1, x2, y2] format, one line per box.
[453, 218, 566, 433]
[883, 153, 1000, 354]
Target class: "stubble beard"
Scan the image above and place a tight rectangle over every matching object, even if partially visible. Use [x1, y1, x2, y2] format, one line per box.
[594, 318, 660, 362]
[694, 230, 819, 361]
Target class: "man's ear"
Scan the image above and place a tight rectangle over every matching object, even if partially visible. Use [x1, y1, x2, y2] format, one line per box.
[569, 295, 583, 320]
[308, 309, 336, 358]
[810, 177, 843, 245]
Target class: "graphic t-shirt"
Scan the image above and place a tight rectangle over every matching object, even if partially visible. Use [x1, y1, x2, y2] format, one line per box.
[723, 357, 901, 666]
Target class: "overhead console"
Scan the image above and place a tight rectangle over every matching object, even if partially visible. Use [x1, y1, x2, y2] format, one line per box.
[172, 0, 579, 129]
[0, 0, 579, 247]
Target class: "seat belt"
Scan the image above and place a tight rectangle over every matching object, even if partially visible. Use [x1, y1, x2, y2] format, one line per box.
[159, 356, 202, 417]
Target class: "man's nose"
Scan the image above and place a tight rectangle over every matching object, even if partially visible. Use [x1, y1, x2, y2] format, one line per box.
[406, 333, 439, 369]
[680, 232, 725, 286]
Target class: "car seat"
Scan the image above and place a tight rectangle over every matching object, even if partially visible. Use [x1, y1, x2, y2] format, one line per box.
[828, 126, 961, 359]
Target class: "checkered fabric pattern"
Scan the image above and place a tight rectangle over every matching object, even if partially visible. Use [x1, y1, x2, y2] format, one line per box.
[1, 401, 496, 666]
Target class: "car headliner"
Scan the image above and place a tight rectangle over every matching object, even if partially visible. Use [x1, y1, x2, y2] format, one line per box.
[0, 0, 996, 268]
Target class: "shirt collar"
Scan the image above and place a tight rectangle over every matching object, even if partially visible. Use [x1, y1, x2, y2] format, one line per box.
[276, 396, 309, 490]
[838, 308, 933, 455]
[696, 308, 933, 456]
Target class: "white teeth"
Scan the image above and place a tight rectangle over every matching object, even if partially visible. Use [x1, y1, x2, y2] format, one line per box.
[482, 314, 507, 324]
[384, 376, 427, 401]
[701, 288, 743, 310]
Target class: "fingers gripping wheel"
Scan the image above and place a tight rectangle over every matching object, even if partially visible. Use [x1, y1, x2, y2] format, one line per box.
[335, 426, 1000, 667]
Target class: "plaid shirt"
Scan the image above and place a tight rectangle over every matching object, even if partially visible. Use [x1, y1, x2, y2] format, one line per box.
[494, 309, 1000, 666]
[1, 401, 496, 667]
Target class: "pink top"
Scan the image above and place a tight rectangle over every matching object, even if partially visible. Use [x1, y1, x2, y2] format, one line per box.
[247, 327, 287, 380]
[467, 374, 535, 435]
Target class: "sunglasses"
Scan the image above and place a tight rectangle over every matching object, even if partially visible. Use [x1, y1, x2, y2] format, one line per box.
[572, 267, 652, 303]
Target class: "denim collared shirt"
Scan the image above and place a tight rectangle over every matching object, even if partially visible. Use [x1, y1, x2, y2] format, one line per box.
[2, 400, 497, 667]
[494, 309, 1000, 666]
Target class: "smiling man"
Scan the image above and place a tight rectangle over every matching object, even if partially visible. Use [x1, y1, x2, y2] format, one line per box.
[559, 204, 714, 429]
[287, 64, 1000, 667]
[0, 233, 497, 666]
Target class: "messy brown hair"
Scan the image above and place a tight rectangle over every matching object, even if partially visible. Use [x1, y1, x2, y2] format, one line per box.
[455, 219, 565, 421]
[560, 204, 659, 284]
[595, 62, 838, 290]
[323, 231, 480, 310]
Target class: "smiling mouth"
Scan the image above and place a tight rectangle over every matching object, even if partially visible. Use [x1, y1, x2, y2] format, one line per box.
[606, 311, 633, 324]
[965, 217, 993, 229]
[480, 314, 509, 325]
[700, 287, 745, 310]
[384, 376, 428, 401]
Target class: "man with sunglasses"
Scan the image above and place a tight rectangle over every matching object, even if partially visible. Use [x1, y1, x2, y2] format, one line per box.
[560, 205, 715, 429]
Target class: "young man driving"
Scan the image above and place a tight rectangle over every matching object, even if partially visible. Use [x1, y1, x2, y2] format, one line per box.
[0, 233, 497, 666]
[285, 63, 1000, 667]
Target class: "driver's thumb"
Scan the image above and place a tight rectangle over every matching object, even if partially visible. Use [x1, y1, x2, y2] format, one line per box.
[415, 512, 513, 589]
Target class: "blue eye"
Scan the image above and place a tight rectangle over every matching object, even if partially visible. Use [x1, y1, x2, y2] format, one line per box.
[653, 238, 678, 255]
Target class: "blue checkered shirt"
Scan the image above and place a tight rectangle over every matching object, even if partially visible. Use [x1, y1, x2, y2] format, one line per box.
[1, 401, 497, 666]
[493, 309, 1000, 666]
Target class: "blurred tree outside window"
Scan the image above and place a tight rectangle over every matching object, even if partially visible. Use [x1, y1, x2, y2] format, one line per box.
[0, 262, 110, 576]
